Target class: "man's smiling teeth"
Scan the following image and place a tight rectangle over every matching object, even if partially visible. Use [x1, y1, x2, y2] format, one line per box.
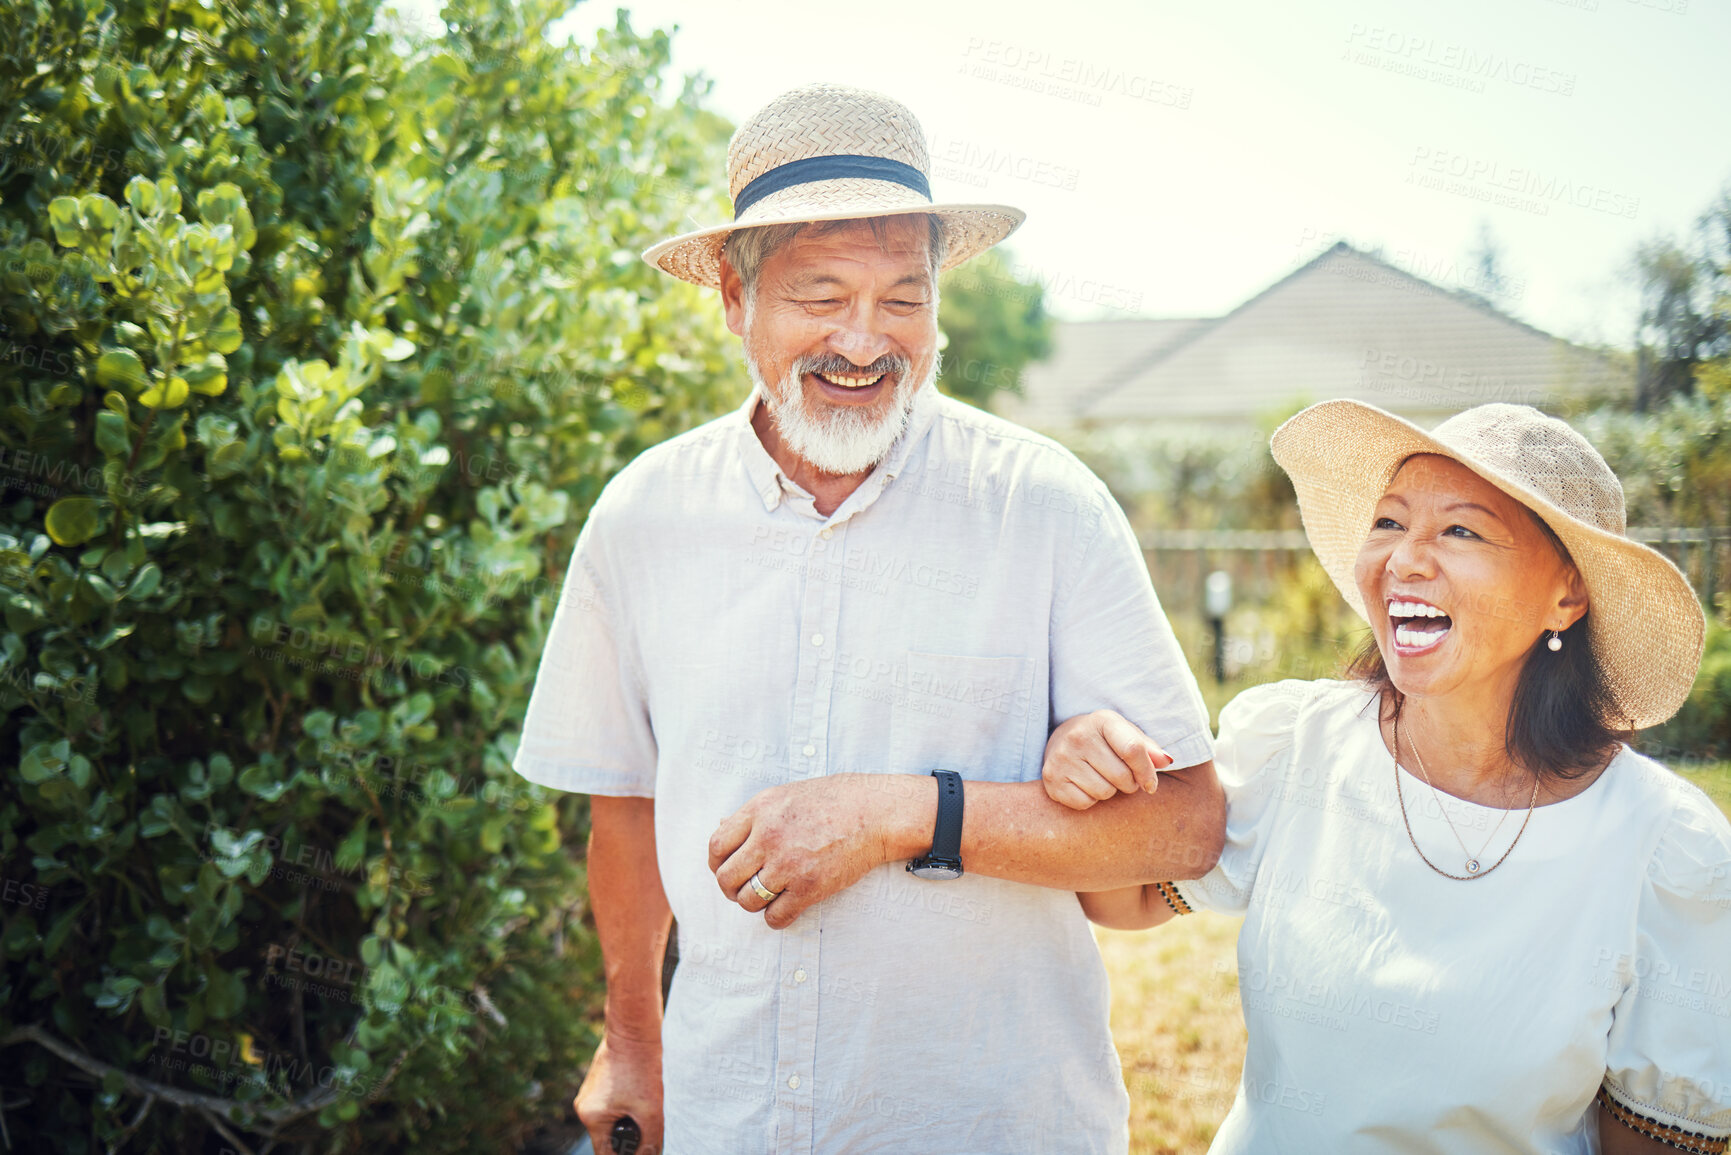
[816, 371, 884, 389]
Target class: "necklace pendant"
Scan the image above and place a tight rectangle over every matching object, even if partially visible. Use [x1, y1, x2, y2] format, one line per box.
[1465, 859, 1481, 874]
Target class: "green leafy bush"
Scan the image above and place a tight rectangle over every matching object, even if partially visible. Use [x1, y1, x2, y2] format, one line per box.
[0, 0, 741, 1149]
[1644, 607, 1731, 761]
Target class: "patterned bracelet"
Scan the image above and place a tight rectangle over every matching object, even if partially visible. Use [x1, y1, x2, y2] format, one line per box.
[1152, 881, 1192, 916]
[1597, 1086, 1729, 1154]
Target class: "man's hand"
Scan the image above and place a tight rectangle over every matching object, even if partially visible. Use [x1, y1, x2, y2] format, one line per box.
[1041, 709, 1173, 811]
[709, 773, 920, 930]
[575, 1032, 663, 1155]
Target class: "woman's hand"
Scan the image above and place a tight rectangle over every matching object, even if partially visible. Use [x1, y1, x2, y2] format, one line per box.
[1041, 709, 1174, 810]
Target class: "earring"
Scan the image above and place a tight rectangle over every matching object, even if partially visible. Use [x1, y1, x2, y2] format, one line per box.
[1546, 630, 1563, 652]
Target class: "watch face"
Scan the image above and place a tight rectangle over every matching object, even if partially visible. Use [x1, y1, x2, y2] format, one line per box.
[908, 860, 963, 881]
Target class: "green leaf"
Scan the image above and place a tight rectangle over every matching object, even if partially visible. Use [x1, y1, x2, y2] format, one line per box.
[82, 194, 120, 232]
[43, 903, 82, 958]
[95, 349, 147, 392]
[38, 778, 81, 808]
[237, 763, 288, 801]
[20, 740, 70, 783]
[336, 820, 368, 873]
[125, 175, 159, 216]
[48, 196, 81, 247]
[209, 440, 248, 478]
[125, 562, 161, 598]
[45, 497, 102, 546]
[184, 359, 228, 396]
[85, 572, 119, 603]
[207, 307, 243, 355]
[140, 982, 169, 1027]
[204, 967, 245, 1019]
[138, 375, 190, 409]
[95, 410, 130, 456]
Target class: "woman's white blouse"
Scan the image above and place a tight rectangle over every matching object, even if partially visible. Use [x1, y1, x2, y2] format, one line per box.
[1173, 678, 1731, 1154]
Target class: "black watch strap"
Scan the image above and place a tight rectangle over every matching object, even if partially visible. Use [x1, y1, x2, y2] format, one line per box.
[929, 769, 963, 861]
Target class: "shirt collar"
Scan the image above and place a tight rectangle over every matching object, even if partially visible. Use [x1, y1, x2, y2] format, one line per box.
[734, 382, 944, 516]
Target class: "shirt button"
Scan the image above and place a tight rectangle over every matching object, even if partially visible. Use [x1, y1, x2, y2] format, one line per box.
[819, 528, 833, 540]
[810, 633, 824, 647]
[794, 968, 808, 983]
[803, 744, 816, 757]
[787, 1074, 801, 1090]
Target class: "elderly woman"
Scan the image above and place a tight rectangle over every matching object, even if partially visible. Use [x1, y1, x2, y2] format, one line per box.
[1042, 401, 1731, 1153]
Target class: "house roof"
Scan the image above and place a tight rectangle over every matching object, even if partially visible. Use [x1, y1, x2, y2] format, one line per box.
[1001, 243, 1629, 428]
[993, 316, 1209, 429]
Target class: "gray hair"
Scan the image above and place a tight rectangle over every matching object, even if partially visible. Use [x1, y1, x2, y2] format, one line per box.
[722, 214, 949, 300]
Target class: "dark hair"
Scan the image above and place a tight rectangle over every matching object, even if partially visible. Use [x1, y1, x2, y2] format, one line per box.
[1346, 507, 1631, 781]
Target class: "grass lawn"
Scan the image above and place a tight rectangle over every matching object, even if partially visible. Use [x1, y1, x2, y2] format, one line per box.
[1097, 912, 1245, 1154]
[1678, 760, 1731, 815]
[1102, 761, 1731, 1154]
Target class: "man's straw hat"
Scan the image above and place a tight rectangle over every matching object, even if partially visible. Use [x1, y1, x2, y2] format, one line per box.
[643, 83, 1025, 289]
[1270, 399, 1705, 729]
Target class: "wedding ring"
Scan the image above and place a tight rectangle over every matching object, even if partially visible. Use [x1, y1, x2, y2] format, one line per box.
[747, 872, 779, 903]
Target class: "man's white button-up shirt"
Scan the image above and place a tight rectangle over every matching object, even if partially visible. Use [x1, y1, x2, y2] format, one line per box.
[514, 382, 1214, 1154]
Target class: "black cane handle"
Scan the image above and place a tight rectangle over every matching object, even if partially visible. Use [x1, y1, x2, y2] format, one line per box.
[610, 1116, 641, 1155]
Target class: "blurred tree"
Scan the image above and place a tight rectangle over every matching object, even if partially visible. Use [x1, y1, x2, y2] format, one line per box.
[935, 246, 1052, 409]
[0, 0, 739, 1150]
[1463, 218, 1518, 314]
[1633, 190, 1731, 410]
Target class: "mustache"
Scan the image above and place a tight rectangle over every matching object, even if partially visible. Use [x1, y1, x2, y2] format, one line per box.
[795, 352, 911, 379]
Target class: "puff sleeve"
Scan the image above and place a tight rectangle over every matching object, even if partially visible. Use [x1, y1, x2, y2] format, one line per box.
[1599, 783, 1731, 1152]
[1171, 679, 1313, 916]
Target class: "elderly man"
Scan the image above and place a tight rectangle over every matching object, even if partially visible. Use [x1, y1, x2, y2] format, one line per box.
[513, 84, 1224, 1155]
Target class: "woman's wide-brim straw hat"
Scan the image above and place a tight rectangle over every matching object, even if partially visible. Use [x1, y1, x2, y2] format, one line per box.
[643, 83, 1025, 289]
[1270, 399, 1705, 730]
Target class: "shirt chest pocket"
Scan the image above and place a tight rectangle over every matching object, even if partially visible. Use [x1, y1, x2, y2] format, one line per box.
[886, 651, 1039, 783]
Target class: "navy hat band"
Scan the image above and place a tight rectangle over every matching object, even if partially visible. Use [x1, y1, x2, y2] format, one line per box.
[733, 154, 932, 219]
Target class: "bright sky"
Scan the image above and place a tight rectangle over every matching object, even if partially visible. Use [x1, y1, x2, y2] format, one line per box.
[407, 0, 1731, 348]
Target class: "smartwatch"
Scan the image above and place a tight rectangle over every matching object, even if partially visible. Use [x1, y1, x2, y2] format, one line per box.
[906, 769, 964, 880]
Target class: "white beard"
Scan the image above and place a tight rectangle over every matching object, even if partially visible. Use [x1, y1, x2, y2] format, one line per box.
[743, 342, 931, 477]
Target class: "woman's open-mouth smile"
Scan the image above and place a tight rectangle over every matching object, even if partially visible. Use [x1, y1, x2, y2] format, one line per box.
[1388, 596, 1453, 656]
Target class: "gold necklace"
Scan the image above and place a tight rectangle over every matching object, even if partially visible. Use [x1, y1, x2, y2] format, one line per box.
[1392, 709, 1539, 881]
[1406, 728, 1513, 874]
